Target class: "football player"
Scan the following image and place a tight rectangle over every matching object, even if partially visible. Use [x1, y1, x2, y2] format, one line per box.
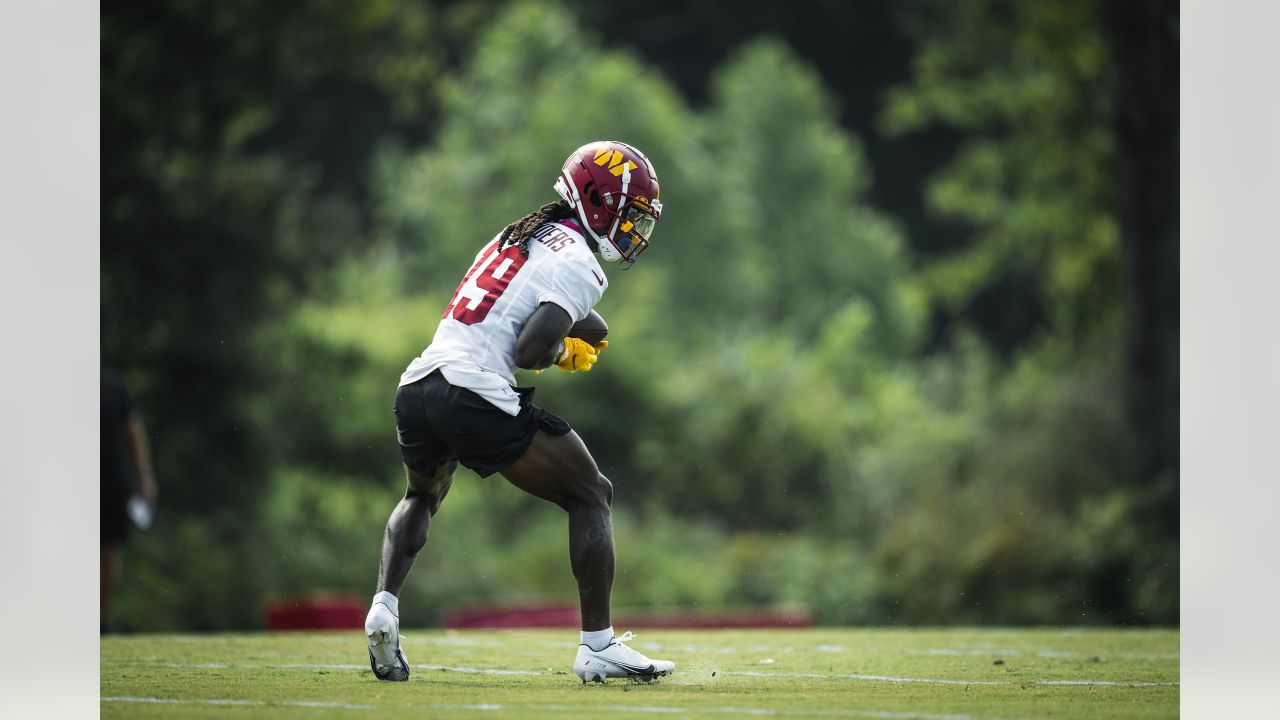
[364, 141, 675, 683]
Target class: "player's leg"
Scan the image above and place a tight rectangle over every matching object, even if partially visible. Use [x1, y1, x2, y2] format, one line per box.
[100, 545, 119, 631]
[100, 492, 129, 631]
[501, 429, 674, 681]
[366, 460, 457, 682]
[378, 461, 457, 595]
[500, 429, 614, 631]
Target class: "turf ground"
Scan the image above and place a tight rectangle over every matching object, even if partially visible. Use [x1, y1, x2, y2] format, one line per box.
[101, 628, 1178, 719]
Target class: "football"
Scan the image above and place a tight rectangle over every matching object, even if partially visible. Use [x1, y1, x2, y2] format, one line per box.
[568, 309, 608, 345]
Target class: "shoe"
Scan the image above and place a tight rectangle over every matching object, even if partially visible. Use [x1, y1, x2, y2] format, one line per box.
[365, 600, 409, 681]
[573, 631, 675, 682]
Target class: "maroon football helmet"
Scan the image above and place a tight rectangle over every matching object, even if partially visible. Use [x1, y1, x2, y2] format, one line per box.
[553, 141, 662, 269]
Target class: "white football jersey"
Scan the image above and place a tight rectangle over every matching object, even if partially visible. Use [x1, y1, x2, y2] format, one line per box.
[400, 220, 608, 415]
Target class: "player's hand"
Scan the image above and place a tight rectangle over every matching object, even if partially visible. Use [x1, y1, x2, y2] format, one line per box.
[555, 337, 607, 373]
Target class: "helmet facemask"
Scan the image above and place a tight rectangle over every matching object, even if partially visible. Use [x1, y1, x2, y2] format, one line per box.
[600, 194, 659, 270]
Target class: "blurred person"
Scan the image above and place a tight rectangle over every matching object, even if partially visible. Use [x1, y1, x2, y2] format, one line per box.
[101, 369, 157, 630]
[365, 141, 673, 682]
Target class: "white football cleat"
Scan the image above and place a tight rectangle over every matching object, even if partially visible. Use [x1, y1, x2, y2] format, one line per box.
[365, 600, 409, 681]
[573, 631, 675, 682]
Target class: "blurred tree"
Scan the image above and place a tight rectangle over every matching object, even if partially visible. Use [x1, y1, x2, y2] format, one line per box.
[704, 40, 918, 345]
[1100, 0, 1179, 536]
[871, 0, 1177, 622]
[102, 0, 458, 629]
[102, 0, 445, 515]
[883, 0, 1121, 353]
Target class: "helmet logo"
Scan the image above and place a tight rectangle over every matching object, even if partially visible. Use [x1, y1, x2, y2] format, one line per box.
[593, 148, 637, 177]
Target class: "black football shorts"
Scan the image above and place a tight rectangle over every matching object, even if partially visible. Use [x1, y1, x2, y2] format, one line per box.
[393, 371, 571, 478]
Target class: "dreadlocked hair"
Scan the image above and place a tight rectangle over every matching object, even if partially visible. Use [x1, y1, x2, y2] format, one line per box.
[496, 200, 578, 257]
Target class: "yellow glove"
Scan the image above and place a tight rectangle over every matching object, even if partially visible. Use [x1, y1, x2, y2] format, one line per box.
[554, 337, 608, 373]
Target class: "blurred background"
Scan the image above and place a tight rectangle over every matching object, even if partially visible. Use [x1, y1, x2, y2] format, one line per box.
[101, 0, 1178, 631]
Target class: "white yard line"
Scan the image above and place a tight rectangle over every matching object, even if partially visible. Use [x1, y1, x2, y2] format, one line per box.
[265, 663, 367, 669]
[101, 696, 1019, 720]
[724, 670, 1003, 686]
[635, 643, 1177, 662]
[593, 706, 988, 719]
[101, 696, 374, 709]
[151, 635, 1177, 663]
[154, 662, 366, 670]
[143, 660, 540, 675]
[131, 660, 1177, 687]
[1114, 652, 1180, 660]
[417, 664, 542, 676]
[1035, 680, 1180, 687]
[725, 671, 1177, 688]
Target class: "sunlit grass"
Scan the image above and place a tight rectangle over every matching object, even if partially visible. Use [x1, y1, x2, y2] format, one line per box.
[102, 628, 1177, 719]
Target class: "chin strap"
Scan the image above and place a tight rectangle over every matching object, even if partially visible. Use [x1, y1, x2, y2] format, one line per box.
[556, 174, 618, 262]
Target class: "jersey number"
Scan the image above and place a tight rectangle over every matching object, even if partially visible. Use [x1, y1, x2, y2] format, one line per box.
[442, 242, 528, 325]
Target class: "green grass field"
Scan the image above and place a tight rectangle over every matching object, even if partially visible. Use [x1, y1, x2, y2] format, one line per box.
[101, 628, 1178, 719]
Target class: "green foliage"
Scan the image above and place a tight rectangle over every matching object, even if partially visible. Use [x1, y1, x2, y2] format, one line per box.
[882, 0, 1120, 341]
[106, 0, 1176, 631]
[102, 0, 452, 517]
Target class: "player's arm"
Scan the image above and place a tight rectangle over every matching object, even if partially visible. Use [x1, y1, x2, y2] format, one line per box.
[126, 412, 157, 503]
[514, 302, 574, 370]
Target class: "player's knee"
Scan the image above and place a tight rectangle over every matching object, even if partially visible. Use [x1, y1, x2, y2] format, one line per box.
[564, 472, 611, 513]
[591, 473, 613, 509]
[405, 487, 446, 518]
[422, 489, 447, 516]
